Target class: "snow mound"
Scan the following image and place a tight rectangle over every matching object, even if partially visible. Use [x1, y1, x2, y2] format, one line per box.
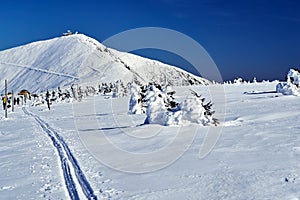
[276, 69, 300, 96]
[129, 84, 218, 126]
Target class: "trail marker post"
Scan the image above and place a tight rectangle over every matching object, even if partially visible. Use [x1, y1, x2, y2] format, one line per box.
[12, 90, 14, 112]
[5, 80, 7, 118]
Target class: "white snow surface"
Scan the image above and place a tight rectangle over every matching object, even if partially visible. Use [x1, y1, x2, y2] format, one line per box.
[0, 34, 210, 94]
[1, 82, 300, 199]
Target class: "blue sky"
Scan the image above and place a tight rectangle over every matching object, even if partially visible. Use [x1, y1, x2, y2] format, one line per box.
[0, 0, 299, 81]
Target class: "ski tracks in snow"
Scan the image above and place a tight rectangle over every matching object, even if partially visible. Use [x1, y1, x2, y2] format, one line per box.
[0, 61, 79, 80]
[22, 107, 97, 200]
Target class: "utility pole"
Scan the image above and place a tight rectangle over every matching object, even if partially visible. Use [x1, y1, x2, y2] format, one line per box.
[5, 80, 7, 118]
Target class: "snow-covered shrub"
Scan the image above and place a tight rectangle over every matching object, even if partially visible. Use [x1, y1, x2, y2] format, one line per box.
[128, 83, 177, 116]
[128, 86, 144, 114]
[30, 88, 73, 107]
[143, 86, 169, 125]
[253, 77, 257, 83]
[129, 83, 218, 126]
[181, 96, 214, 125]
[234, 77, 244, 85]
[287, 68, 300, 86]
[143, 84, 179, 125]
[276, 68, 300, 96]
[117, 81, 129, 97]
[98, 80, 129, 97]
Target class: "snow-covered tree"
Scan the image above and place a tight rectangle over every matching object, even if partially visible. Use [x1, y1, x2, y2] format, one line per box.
[129, 83, 218, 126]
[234, 77, 243, 85]
[30, 88, 73, 107]
[276, 68, 300, 96]
[253, 77, 257, 83]
[129, 85, 143, 114]
[188, 90, 219, 126]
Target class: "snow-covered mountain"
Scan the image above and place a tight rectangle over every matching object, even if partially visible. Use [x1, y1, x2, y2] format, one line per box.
[0, 33, 210, 93]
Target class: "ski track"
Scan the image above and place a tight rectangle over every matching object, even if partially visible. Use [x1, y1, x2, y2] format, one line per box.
[22, 107, 97, 200]
[0, 61, 79, 80]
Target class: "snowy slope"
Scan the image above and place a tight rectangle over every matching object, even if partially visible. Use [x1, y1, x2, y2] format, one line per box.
[0, 34, 210, 93]
[1, 82, 300, 199]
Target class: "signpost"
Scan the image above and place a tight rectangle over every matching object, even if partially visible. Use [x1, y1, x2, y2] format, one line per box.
[12, 90, 14, 112]
[5, 80, 7, 118]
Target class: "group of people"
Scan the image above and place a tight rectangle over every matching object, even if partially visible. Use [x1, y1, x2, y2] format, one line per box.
[2, 96, 21, 110]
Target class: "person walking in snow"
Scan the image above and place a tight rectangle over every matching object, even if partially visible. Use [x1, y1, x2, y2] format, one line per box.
[46, 90, 51, 110]
[2, 96, 7, 110]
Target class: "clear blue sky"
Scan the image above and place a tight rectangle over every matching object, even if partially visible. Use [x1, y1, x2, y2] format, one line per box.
[0, 0, 299, 81]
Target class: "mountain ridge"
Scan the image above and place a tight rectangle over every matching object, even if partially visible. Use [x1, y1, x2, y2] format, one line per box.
[0, 33, 211, 93]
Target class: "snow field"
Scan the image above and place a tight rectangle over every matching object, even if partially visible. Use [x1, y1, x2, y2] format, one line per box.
[0, 109, 66, 199]
[1, 82, 300, 199]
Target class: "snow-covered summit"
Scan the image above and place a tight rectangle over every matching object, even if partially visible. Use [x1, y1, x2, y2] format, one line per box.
[0, 33, 210, 93]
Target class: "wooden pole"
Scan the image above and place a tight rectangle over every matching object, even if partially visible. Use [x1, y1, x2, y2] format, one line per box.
[5, 80, 7, 118]
[12, 90, 14, 112]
